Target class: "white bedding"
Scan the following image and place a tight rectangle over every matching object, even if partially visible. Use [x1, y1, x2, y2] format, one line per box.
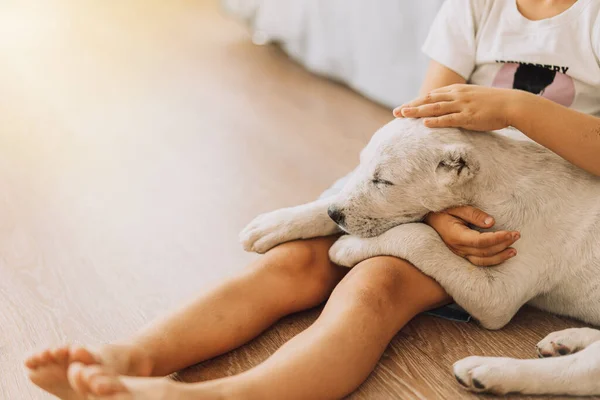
[221, 0, 443, 108]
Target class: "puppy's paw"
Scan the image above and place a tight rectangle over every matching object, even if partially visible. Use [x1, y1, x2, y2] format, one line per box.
[239, 208, 300, 254]
[536, 328, 600, 358]
[453, 356, 522, 395]
[328, 235, 372, 268]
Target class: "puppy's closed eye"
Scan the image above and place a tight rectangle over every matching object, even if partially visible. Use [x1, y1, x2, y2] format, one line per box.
[372, 178, 394, 186]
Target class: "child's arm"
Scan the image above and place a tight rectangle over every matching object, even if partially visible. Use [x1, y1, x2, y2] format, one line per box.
[511, 91, 600, 177]
[395, 84, 600, 177]
[418, 60, 466, 95]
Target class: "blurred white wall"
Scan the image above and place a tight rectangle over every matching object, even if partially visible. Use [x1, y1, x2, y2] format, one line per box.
[222, 0, 444, 107]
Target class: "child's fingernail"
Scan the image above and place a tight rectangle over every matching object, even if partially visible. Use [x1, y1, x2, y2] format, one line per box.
[513, 233, 520, 240]
[401, 108, 414, 116]
[509, 250, 517, 257]
[484, 217, 493, 225]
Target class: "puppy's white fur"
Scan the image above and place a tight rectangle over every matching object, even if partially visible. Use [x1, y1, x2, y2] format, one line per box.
[239, 118, 600, 396]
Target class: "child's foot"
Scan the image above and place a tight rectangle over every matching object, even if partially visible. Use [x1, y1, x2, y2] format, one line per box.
[24, 344, 154, 400]
[67, 364, 230, 399]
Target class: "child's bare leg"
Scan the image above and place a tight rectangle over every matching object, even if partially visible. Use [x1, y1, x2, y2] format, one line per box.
[80, 256, 451, 400]
[127, 236, 348, 376]
[25, 236, 347, 399]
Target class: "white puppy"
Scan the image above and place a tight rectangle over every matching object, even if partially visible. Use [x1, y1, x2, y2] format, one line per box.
[240, 118, 600, 396]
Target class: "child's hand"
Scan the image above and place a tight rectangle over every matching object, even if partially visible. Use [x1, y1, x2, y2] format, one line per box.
[393, 84, 518, 132]
[424, 206, 520, 267]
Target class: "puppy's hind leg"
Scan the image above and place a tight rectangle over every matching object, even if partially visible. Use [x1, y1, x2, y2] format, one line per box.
[453, 341, 600, 396]
[536, 327, 600, 357]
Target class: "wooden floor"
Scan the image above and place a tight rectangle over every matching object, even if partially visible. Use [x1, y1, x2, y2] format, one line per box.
[0, 1, 594, 399]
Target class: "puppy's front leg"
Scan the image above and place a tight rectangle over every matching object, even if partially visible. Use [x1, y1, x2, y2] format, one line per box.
[536, 328, 600, 357]
[330, 223, 534, 330]
[453, 341, 600, 395]
[240, 198, 340, 254]
[328, 234, 384, 268]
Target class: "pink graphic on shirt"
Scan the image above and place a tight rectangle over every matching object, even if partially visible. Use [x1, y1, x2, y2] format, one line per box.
[492, 63, 575, 107]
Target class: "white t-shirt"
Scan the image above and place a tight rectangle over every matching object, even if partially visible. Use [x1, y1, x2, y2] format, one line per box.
[422, 0, 600, 117]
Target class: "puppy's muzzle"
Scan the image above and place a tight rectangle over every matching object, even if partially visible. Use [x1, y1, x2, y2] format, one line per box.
[327, 206, 345, 226]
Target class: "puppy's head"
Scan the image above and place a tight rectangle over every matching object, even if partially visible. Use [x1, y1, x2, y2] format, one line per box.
[328, 118, 480, 237]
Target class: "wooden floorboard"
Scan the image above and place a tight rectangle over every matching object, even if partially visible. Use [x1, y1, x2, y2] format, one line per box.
[0, 1, 595, 399]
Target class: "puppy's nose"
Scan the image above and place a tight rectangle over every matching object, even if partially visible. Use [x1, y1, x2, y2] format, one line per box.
[327, 206, 345, 225]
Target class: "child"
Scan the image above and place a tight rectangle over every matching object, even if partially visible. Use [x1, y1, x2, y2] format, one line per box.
[25, 0, 600, 398]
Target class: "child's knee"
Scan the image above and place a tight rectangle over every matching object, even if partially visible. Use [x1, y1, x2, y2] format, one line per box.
[337, 256, 448, 314]
[256, 237, 344, 303]
[337, 257, 412, 311]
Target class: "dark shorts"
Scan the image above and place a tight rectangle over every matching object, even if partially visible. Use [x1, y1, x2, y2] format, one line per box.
[425, 303, 471, 322]
[320, 172, 471, 323]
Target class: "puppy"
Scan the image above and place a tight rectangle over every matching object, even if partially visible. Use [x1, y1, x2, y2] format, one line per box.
[240, 118, 600, 396]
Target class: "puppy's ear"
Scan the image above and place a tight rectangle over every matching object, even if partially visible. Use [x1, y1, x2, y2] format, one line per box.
[435, 144, 479, 186]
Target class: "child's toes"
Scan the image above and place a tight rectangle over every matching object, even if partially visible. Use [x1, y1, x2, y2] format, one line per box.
[39, 349, 53, 364]
[25, 346, 72, 370]
[69, 345, 99, 365]
[24, 352, 42, 369]
[27, 349, 53, 368]
[69, 363, 117, 396]
[89, 374, 127, 396]
[50, 347, 70, 367]
[67, 362, 92, 394]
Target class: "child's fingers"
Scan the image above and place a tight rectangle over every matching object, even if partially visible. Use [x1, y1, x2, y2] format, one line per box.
[474, 230, 520, 249]
[400, 101, 459, 118]
[393, 93, 455, 116]
[465, 248, 517, 267]
[392, 108, 404, 118]
[423, 113, 465, 128]
[458, 237, 519, 258]
[457, 228, 519, 249]
[412, 92, 455, 106]
[445, 205, 494, 228]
